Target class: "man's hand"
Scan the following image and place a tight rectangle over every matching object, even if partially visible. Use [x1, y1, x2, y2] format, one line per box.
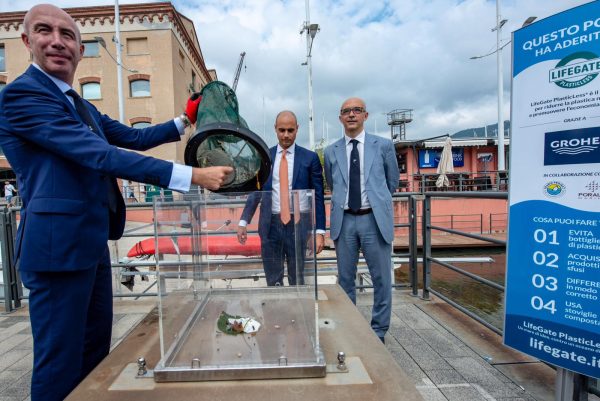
[185, 92, 202, 124]
[191, 166, 234, 191]
[237, 226, 247, 244]
[308, 233, 325, 255]
[315, 234, 324, 254]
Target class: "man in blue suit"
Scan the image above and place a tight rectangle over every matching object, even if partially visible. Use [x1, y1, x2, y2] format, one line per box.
[237, 111, 325, 286]
[324, 97, 399, 343]
[0, 5, 232, 401]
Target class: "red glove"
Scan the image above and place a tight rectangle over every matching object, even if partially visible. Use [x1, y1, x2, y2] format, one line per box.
[185, 92, 202, 124]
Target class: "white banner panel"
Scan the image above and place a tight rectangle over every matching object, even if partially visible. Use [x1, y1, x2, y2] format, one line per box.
[505, 2, 600, 378]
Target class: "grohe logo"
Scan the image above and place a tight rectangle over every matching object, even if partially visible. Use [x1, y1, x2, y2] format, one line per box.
[544, 181, 566, 198]
[550, 137, 599, 155]
[549, 51, 600, 89]
[544, 127, 600, 166]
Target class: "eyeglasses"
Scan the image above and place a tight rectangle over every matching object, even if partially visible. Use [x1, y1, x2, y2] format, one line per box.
[340, 107, 365, 116]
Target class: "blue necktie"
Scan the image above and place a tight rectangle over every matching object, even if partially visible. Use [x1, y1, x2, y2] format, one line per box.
[67, 89, 118, 213]
[348, 139, 361, 212]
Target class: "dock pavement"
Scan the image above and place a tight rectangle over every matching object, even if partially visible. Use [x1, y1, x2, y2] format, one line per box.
[1, 288, 598, 401]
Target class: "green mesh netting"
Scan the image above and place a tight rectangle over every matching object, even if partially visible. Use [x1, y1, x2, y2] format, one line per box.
[195, 81, 249, 128]
[185, 81, 271, 192]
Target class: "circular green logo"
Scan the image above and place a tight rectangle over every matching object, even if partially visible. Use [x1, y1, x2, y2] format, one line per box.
[552, 51, 599, 89]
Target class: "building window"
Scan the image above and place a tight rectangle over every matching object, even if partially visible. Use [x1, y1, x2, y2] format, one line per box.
[81, 82, 101, 100]
[130, 117, 152, 128]
[83, 41, 100, 57]
[397, 152, 407, 174]
[130, 80, 150, 97]
[178, 50, 185, 69]
[127, 37, 148, 55]
[0, 45, 5, 71]
[132, 121, 151, 129]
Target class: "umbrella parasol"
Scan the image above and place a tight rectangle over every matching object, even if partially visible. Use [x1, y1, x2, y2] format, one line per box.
[436, 137, 454, 188]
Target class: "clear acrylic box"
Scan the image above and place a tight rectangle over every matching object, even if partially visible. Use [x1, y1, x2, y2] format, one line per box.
[152, 190, 325, 381]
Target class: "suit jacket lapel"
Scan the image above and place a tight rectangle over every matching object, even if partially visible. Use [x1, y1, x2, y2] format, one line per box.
[264, 147, 277, 190]
[334, 138, 348, 186]
[26, 65, 105, 139]
[363, 133, 376, 182]
[291, 145, 301, 188]
[27, 66, 77, 117]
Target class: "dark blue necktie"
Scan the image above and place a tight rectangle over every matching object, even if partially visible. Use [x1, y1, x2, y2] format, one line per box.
[66, 89, 118, 213]
[348, 139, 361, 212]
[67, 89, 99, 133]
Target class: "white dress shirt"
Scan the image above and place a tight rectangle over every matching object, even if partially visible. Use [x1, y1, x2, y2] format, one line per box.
[344, 130, 371, 210]
[239, 143, 324, 234]
[271, 143, 295, 214]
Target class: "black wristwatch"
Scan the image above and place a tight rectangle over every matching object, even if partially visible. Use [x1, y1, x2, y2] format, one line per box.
[179, 113, 191, 128]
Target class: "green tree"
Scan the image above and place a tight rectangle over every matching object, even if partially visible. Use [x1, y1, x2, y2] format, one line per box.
[314, 138, 329, 193]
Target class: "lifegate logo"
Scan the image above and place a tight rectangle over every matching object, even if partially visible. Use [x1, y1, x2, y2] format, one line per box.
[544, 127, 600, 166]
[549, 51, 600, 89]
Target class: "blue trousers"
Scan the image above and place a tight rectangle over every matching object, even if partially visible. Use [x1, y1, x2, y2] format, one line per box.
[335, 212, 392, 338]
[260, 214, 309, 286]
[20, 248, 113, 401]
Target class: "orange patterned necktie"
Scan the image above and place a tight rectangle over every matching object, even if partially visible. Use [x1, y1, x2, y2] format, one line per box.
[279, 150, 291, 224]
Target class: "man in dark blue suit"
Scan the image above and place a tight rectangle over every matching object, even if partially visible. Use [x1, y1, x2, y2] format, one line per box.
[0, 5, 232, 401]
[237, 111, 325, 286]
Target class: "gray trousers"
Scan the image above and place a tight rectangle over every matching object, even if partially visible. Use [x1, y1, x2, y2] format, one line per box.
[335, 212, 392, 338]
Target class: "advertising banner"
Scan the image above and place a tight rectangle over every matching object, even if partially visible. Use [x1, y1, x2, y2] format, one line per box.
[505, 2, 600, 378]
[418, 148, 464, 168]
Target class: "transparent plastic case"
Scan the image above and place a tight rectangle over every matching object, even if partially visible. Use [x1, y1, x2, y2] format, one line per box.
[152, 190, 324, 381]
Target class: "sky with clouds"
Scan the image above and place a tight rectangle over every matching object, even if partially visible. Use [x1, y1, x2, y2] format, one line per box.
[1, 0, 594, 148]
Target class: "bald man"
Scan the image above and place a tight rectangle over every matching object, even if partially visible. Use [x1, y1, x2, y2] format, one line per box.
[238, 111, 326, 286]
[324, 97, 399, 343]
[0, 5, 231, 400]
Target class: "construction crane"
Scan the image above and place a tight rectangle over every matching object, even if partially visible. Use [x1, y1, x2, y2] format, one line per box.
[232, 52, 246, 91]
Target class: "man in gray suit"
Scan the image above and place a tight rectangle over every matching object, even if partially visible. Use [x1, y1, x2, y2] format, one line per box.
[324, 97, 399, 343]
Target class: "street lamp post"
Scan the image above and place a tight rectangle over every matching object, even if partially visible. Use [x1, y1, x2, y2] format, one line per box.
[114, 0, 124, 124]
[301, 0, 319, 150]
[470, 5, 536, 172]
[495, 0, 505, 171]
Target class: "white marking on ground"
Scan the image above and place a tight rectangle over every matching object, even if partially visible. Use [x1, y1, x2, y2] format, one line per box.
[416, 378, 498, 401]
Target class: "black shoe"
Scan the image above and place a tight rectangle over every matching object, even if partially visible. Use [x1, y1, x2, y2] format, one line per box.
[379, 336, 385, 344]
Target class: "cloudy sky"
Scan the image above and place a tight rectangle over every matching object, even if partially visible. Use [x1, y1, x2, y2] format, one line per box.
[1, 0, 593, 148]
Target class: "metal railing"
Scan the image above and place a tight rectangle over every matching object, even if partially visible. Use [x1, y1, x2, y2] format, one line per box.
[420, 191, 507, 335]
[402, 170, 509, 193]
[0, 192, 500, 308]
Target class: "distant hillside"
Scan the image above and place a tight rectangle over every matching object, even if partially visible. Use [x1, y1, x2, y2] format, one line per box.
[451, 121, 511, 139]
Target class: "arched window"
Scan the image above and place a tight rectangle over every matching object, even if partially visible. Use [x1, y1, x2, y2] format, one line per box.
[81, 82, 101, 100]
[130, 80, 150, 97]
[130, 117, 152, 128]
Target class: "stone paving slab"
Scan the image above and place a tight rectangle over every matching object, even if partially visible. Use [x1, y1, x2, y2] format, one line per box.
[357, 290, 559, 401]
